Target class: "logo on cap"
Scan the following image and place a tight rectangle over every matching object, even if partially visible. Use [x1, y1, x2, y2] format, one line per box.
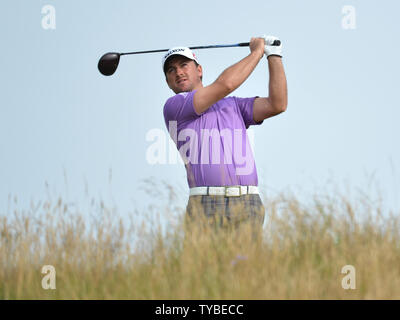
[164, 48, 185, 60]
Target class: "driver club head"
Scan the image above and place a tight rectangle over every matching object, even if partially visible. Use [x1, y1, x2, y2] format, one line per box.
[98, 52, 121, 76]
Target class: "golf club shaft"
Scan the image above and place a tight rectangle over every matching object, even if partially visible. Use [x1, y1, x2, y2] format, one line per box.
[120, 40, 280, 56]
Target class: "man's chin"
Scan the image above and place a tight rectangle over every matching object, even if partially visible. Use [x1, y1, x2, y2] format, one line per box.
[174, 87, 192, 94]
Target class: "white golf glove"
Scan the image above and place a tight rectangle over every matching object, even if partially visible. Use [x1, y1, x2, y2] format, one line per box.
[262, 35, 282, 58]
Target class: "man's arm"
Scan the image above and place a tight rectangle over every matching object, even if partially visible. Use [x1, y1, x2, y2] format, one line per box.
[193, 37, 265, 115]
[253, 35, 288, 122]
[253, 56, 288, 122]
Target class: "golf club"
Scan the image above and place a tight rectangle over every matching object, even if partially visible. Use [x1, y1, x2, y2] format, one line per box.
[98, 40, 281, 76]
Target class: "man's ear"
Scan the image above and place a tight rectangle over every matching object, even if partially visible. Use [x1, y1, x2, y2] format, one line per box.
[197, 64, 203, 80]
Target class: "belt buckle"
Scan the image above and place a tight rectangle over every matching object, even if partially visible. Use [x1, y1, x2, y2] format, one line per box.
[225, 185, 241, 197]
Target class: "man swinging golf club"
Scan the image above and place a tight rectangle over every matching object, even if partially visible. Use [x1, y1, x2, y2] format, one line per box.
[162, 35, 287, 233]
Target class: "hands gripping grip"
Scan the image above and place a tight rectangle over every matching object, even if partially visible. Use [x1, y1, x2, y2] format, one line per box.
[238, 40, 281, 47]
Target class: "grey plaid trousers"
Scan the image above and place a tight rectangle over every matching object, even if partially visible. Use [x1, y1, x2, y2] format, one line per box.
[185, 194, 265, 230]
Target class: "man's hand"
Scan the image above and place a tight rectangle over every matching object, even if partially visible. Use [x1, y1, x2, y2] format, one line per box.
[262, 35, 283, 58]
[249, 37, 265, 60]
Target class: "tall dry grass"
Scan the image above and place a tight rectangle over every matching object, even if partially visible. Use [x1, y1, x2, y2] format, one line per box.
[1, 181, 400, 299]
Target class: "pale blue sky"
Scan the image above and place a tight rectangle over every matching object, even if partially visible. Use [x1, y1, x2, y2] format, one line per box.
[1, 0, 399, 219]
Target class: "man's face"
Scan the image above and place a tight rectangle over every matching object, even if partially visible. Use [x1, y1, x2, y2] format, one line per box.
[165, 55, 203, 94]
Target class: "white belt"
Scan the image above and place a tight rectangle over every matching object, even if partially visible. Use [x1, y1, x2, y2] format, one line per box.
[189, 185, 259, 197]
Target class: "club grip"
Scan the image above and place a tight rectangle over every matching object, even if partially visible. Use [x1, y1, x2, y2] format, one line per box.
[238, 39, 281, 46]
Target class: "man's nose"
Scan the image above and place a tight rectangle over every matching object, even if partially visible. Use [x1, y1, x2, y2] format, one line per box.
[176, 66, 184, 76]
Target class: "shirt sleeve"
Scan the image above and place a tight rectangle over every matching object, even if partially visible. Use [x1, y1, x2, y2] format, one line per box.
[234, 96, 264, 129]
[163, 90, 201, 128]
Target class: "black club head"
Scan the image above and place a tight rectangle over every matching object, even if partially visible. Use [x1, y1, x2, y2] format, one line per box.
[98, 52, 121, 76]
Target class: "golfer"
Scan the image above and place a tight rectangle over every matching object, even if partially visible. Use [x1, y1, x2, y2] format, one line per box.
[162, 36, 287, 232]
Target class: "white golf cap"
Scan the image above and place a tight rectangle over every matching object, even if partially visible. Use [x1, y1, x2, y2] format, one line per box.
[162, 47, 199, 73]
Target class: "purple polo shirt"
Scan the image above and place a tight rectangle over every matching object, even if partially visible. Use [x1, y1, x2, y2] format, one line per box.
[163, 90, 263, 188]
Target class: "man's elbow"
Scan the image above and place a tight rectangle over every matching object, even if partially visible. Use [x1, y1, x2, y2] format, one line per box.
[220, 79, 236, 95]
[270, 94, 288, 113]
[272, 101, 287, 113]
